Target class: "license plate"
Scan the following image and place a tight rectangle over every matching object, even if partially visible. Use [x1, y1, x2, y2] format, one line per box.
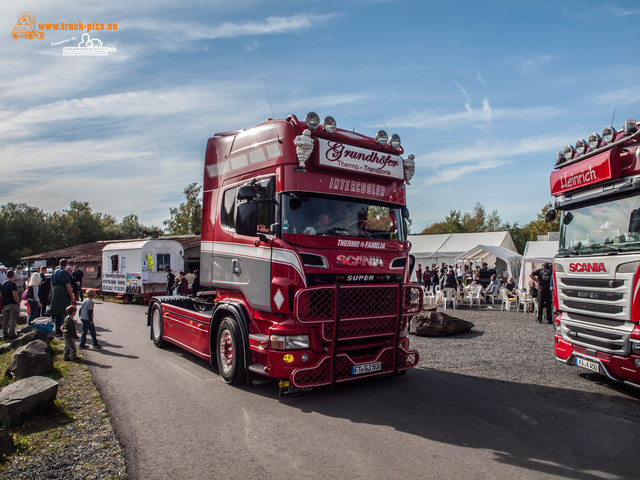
[575, 357, 600, 373]
[352, 361, 382, 376]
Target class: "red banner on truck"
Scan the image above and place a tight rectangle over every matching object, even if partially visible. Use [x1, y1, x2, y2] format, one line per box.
[550, 149, 621, 196]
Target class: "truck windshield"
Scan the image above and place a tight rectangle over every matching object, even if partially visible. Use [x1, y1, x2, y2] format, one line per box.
[559, 193, 640, 254]
[281, 193, 404, 241]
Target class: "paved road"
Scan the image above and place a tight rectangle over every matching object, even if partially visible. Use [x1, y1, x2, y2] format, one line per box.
[85, 302, 639, 480]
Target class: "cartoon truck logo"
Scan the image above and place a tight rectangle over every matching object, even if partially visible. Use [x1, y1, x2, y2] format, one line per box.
[11, 12, 44, 39]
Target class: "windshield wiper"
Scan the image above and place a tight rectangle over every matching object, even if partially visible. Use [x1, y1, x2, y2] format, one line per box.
[594, 245, 622, 253]
[558, 248, 581, 256]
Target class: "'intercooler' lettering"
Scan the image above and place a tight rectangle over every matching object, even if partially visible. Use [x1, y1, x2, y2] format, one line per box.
[329, 177, 385, 198]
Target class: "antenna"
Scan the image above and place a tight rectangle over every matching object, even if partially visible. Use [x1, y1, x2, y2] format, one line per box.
[263, 78, 281, 143]
[611, 107, 616, 127]
[380, 113, 388, 131]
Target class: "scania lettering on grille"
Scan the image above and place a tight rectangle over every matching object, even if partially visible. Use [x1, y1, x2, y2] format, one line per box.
[568, 262, 606, 273]
[336, 255, 383, 267]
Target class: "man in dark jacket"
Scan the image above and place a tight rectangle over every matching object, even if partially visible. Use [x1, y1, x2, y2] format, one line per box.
[531, 262, 553, 324]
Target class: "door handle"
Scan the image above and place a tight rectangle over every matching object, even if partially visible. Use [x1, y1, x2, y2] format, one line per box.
[232, 259, 241, 274]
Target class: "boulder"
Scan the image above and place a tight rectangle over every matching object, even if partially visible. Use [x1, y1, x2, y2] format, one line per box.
[5, 341, 53, 379]
[0, 429, 15, 457]
[411, 311, 474, 337]
[11, 329, 52, 350]
[0, 376, 58, 427]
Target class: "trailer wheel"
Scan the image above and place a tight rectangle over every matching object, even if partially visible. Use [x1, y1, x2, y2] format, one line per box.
[216, 317, 246, 384]
[150, 303, 165, 348]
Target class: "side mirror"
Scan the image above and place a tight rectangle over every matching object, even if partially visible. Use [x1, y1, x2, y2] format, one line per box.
[236, 202, 257, 236]
[545, 209, 557, 223]
[401, 207, 410, 219]
[237, 185, 257, 201]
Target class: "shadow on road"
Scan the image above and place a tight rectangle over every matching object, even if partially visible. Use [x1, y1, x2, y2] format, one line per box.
[237, 367, 639, 480]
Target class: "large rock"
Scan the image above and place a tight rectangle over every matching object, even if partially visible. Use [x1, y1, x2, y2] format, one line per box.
[0, 376, 58, 427]
[411, 311, 474, 337]
[11, 329, 52, 350]
[5, 340, 53, 379]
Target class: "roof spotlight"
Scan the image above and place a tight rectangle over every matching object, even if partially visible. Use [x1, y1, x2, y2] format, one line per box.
[556, 152, 565, 166]
[305, 112, 321, 130]
[602, 125, 617, 144]
[376, 130, 388, 145]
[624, 119, 637, 135]
[322, 116, 337, 133]
[587, 132, 601, 150]
[563, 145, 575, 161]
[574, 139, 587, 156]
[389, 133, 401, 148]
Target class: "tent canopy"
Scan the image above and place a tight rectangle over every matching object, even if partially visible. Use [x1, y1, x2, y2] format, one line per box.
[410, 231, 517, 269]
[518, 240, 558, 288]
[456, 244, 523, 281]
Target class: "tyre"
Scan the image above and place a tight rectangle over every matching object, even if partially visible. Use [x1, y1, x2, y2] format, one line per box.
[216, 317, 246, 384]
[150, 303, 165, 348]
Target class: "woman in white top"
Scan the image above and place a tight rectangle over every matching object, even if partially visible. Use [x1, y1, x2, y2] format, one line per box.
[26, 272, 42, 324]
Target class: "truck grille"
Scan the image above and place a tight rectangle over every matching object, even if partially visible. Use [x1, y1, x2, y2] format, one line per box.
[561, 312, 633, 355]
[291, 284, 421, 387]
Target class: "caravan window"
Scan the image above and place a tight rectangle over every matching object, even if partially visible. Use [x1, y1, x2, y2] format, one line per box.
[157, 253, 170, 272]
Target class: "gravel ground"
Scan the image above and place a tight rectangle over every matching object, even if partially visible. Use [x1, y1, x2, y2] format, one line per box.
[410, 304, 640, 422]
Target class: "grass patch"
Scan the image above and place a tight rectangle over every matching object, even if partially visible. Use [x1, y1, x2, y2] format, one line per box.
[0, 337, 126, 478]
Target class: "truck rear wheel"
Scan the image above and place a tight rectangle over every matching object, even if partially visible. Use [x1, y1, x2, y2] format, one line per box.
[150, 303, 165, 348]
[216, 317, 246, 384]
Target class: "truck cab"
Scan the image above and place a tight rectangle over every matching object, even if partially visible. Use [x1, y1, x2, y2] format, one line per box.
[550, 119, 640, 389]
[147, 113, 422, 393]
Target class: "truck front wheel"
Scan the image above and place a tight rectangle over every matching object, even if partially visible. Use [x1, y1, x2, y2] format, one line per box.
[150, 303, 165, 348]
[216, 317, 246, 385]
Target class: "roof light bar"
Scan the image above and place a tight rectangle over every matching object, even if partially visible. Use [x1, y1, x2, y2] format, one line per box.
[389, 133, 401, 148]
[376, 130, 388, 145]
[624, 119, 637, 135]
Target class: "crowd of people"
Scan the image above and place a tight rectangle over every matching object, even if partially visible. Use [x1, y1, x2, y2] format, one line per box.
[165, 268, 201, 296]
[413, 260, 553, 319]
[0, 259, 102, 357]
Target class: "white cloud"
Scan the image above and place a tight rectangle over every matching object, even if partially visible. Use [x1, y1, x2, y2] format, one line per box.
[594, 86, 640, 106]
[126, 13, 337, 45]
[517, 55, 553, 75]
[476, 73, 487, 87]
[453, 80, 472, 103]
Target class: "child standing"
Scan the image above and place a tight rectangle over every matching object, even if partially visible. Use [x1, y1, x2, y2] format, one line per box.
[62, 305, 79, 361]
[79, 289, 101, 349]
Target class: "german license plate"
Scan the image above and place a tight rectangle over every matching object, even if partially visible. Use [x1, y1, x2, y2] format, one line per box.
[352, 361, 382, 376]
[575, 357, 600, 373]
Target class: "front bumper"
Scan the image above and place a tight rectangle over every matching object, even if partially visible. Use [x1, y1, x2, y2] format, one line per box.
[555, 335, 640, 389]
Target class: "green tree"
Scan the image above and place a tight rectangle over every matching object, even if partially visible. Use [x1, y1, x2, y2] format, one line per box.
[163, 183, 202, 235]
[118, 213, 147, 239]
[0, 203, 47, 266]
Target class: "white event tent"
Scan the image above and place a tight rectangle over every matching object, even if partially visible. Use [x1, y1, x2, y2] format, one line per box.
[409, 231, 518, 278]
[456, 244, 523, 282]
[518, 240, 559, 289]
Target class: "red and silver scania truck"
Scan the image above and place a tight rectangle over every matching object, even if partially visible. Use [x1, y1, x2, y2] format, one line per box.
[147, 112, 422, 393]
[550, 118, 640, 389]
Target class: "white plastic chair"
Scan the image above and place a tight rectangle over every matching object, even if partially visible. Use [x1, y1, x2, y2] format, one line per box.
[442, 287, 457, 310]
[467, 285, 483, 307]
[499, 287, 517, 312]
[516, 290, 532, 313]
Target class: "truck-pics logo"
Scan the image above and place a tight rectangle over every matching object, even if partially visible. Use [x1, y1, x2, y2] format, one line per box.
[11, 11, 44, 39]
[569, 262, 606, 273]
[336, 255, 383, 267]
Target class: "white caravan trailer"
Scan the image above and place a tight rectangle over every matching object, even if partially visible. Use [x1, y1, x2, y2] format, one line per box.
[101, 240, 183, 300]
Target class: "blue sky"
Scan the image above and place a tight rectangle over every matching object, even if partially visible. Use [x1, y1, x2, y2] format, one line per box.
[2, 0, 640, 232]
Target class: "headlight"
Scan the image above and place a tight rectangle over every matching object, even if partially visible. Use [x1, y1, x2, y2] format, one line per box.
[305, 112, 321, 129]
[587, 132, 601, 150]
[602, 125, 617, 144]
[376, 130, 388, 145]
[563, 145, 575, 161]
[554, 262, 564, 273]
[323, 116, 337, 133]
[389, 133, 401, 148]
[574, 139, 587, 156]
[270, 334, 310, 350]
